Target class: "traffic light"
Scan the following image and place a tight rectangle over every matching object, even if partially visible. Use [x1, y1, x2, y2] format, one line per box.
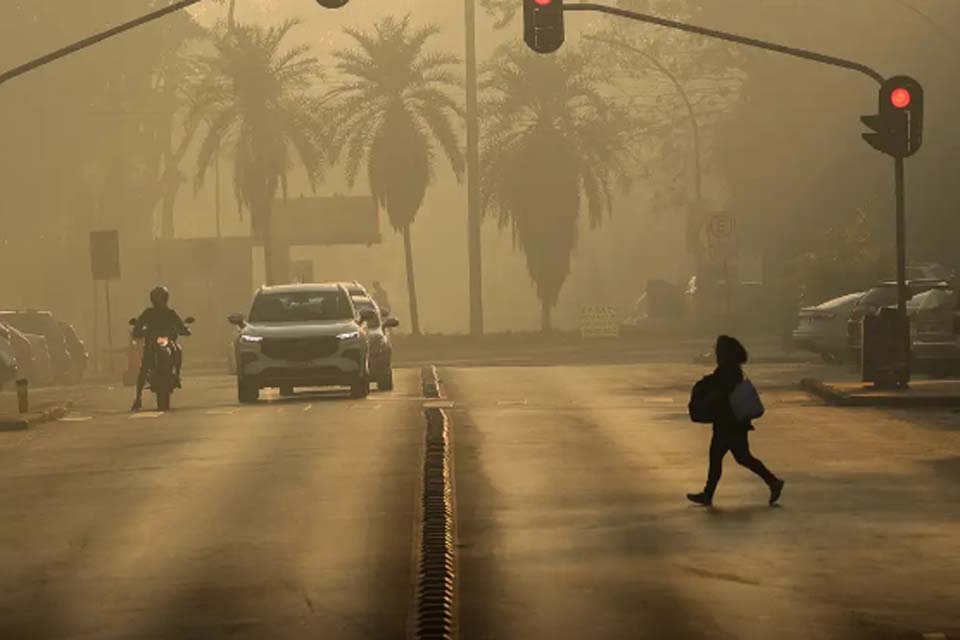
[315, 0, 349, 7]
[524, 0, 565, 54]
[861, 75, 924, 158]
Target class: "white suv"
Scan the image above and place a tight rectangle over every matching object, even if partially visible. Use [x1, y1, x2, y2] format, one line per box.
[229, 283, 377, 402]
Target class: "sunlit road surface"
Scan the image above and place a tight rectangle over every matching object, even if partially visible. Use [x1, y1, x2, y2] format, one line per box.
[0, 373, 424, 640]
[448, 363, 960, 640]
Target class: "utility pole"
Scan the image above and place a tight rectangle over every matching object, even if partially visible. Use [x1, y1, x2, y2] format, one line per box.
[465, 0, 484, 336]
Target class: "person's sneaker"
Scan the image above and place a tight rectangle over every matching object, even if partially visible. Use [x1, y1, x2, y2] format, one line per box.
[686, 492, 712, 507]
[130, 398, 142, 412]
[769, 479, 785, 506]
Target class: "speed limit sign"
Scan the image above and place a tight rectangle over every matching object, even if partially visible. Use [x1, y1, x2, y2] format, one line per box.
[708, 213, 735, 242]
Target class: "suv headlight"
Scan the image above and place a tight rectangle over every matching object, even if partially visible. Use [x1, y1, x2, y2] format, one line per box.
[240, 335, 263, 344]
[337, 330, 360, 341]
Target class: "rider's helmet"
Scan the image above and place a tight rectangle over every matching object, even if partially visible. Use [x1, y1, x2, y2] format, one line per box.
[150, 286, 170, 308]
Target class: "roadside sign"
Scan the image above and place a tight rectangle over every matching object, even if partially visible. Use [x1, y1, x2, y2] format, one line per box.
[707, 213, 735, 242]
[579, 305, 620, 339]
[89, 230, 120, 280]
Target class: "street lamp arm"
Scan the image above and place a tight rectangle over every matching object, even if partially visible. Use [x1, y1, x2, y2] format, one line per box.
[583, 34, 702, 199]
[0, 0, 205, 88]
[567, 3, 886, 85]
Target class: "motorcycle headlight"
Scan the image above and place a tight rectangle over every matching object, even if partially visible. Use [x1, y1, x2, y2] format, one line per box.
[337, 331, 360, 341]
[156, 337, 170, 347]
[240, 335, 263, 344]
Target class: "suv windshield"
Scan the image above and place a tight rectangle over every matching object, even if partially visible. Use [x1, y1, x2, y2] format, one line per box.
[249, 291, 353, 323]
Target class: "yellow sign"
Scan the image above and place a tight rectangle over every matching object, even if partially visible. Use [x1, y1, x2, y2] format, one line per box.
[579, 305, 620, 339]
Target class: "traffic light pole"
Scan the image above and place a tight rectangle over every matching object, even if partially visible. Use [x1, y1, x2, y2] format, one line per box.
[564, 4, 885, 84]
[895, 156, 909, 384]
[566, 2, 918, 383]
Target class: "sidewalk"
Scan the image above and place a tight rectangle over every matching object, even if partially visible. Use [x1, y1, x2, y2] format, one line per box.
[802, 376, 960, 408]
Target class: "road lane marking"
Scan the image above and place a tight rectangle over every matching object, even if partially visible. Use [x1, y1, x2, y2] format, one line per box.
[61, 416, 94, 422]
[496, 399, 527, 406]
[303, 404, 312, 412]
[205, 409, 237, 416]
[129, 412, 163, 420]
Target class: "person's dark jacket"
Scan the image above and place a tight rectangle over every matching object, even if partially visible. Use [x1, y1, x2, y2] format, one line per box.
[689, 365, 754, 433]
[133, 308, 189, 340]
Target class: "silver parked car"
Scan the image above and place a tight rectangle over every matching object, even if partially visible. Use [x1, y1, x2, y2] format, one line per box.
[793, 292, 863, 363]
[229, 283, 377, 403]
[909, 286, 960, 377]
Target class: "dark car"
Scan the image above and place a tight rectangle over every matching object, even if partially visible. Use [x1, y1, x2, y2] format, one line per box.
[351, 295, 399, 391]
[908, 286, 960, 377]
[0, 311, 73, 383]
[59, 321, 88, 382]
[846, 280, 946, 359]
[0, 322, 32, 378]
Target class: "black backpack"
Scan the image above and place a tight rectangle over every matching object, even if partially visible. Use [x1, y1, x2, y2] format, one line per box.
[688, 376, 720, 424]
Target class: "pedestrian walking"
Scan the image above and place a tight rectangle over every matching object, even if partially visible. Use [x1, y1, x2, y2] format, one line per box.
[687, 335, 784, 507]
[371, 281, 392, 314]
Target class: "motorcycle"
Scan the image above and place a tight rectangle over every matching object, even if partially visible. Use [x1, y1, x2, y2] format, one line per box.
[128, 316, 194, 411]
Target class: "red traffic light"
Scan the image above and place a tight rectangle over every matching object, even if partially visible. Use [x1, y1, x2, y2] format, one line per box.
[890, 87, 911, 109]
[534, 0, 553, 4]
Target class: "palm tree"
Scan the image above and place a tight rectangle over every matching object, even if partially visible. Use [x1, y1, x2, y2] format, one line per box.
[327, 16, 464, 336]
[188, 20, 326, 284]
[480, 46, 637, 332]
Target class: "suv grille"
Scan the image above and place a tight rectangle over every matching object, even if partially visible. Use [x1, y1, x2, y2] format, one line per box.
[261, 337, 339, 361]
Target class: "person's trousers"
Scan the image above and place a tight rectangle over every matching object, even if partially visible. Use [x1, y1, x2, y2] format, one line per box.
[704, 429, 777, 497]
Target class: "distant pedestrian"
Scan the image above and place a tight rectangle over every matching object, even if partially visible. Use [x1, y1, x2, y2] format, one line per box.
[371, 281, 392, 314]
[686, 335, 784, 507]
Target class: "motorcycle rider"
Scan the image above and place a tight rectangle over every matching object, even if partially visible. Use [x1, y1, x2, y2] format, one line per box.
[131, 286, 189, 411]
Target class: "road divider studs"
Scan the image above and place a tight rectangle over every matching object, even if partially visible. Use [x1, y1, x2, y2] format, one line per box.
[415, 366, 457, 640]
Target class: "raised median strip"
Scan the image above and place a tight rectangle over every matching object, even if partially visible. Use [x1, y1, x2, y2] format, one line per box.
[414, 366, 457, 640]
[801, 378, 960, 408]
[0, 402, 72, 431]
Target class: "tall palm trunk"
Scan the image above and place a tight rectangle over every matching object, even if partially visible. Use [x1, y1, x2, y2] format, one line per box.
[402, 225, 422, 336]
[541, 300, 552, 333]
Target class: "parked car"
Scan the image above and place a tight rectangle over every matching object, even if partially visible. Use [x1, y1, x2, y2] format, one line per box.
[792, 291, 863, 363]
[0, 322, 38, 384]
[0, 335, 17, 389]
[22, 333, 53, 386]
[229, 283, 377, 402]
[59, 321, 88, 382]
[908, 286, 960, 377]
[846, 280, 946, 359]
[0, 311, 73, 382]
[350, 295, 400, 391]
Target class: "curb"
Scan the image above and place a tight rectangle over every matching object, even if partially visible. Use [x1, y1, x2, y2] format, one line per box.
[414, 366, 457, 640]
[0, 401, 72, 431]
[800, 378, 960, 408]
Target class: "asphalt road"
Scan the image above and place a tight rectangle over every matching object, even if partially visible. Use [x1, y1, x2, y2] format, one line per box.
[3, 359, 959, 640]
[0, 373, 425, 640]
[447, 362, 960, 640]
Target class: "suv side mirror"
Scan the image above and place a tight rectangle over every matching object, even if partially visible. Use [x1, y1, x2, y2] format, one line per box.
[184, 316, 196, 325]
[380, 307, 391, 318]
[383, 317, 400, 329]
[228, 313, 245, 327]
[128, 318, 138, 326]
